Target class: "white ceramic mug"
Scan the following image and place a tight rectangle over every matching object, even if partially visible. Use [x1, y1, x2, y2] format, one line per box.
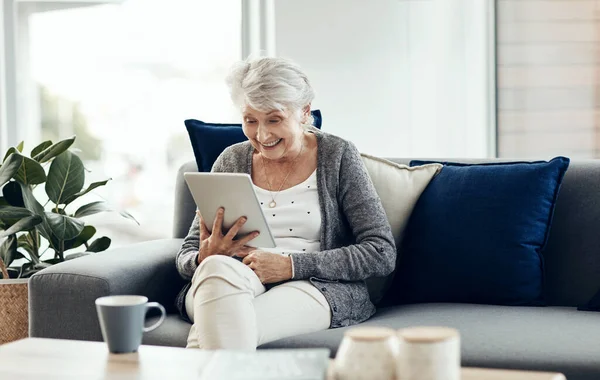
[334, 326, 399, 380]
[396, 326, 461, 380]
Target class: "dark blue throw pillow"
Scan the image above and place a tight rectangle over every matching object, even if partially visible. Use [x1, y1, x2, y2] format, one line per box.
[390, 157, 570, 306]
[185, 110, 322, 172]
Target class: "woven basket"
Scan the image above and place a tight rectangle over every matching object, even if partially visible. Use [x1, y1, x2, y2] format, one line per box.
[0, 279, 29, 344]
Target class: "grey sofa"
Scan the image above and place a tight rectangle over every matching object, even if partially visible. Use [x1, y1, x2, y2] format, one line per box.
[29, 158, 600, 380]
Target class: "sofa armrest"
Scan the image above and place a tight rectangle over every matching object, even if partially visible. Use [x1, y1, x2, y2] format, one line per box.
[29, 238, 186, 342]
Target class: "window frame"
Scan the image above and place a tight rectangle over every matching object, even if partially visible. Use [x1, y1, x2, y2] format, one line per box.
[0, 0, 125, 153]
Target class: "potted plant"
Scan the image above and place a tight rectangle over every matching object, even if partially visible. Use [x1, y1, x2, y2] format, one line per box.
[0, 136, 136, 343]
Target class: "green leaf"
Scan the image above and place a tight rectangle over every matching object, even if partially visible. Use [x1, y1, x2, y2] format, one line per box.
[120, 210, 139, 225]
[0, 154, 22, 187]
[0, 215, 42, 239]
[51, 208, 67, 215]
[20, 184, 44, 216]
[2, 147, 17, 163]
[20, 184, 54, 245]
[87, 237, 111, 253]
[19, 262, 39, 278]
[71, 201, 139, 225]
[43, 258, 61, 265]
[7, 268, 19, 279]
[16, 141, 24, 153]
[0, 235, 18, 267]
[65, 252, 90, 261]
[33, 262, 51, 270]
[43, 212, 84, 241]
[74, 201, 111, 218]
[64, 225, 96, 250]
[30, 140, 53, 159]
[12, 249, 25, 262]
[0, 206, 34, 223]
[0, 197, 8, 206]
[21, 270, 41, 278]
[45, 151, 85, 205]
[33, 136, 76, 163]
[63, 179, 111, 205]
[17, 234, 34, 258]
[14, 261, 51, 278]
[2, 181, 24, 207]
[14, 153, 47, 186]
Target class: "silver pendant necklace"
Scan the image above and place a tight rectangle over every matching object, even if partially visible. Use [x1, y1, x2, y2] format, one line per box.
[260, 139, 304, 208]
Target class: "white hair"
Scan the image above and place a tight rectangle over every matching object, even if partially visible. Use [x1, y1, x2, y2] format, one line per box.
[226, 56, 315, 124]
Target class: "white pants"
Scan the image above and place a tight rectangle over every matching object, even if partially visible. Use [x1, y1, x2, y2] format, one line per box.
[185, 255, 332, 350]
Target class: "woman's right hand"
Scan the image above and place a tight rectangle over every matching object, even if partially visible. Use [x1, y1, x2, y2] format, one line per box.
[197, 207, 259, 264]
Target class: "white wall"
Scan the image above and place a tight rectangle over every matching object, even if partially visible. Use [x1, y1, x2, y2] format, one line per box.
[0, 0, 12, 153]
[0, 1, 5, 153]
[273, 0, 494, 158]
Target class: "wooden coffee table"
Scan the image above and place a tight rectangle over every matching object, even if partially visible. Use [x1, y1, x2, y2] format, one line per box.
[0, 338, 566, 379]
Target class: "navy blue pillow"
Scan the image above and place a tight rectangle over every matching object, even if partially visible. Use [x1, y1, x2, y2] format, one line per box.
[185, 110, 322, 172]
[389, 157, 570, 306]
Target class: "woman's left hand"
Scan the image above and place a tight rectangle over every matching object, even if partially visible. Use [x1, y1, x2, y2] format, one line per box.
[238, 250, 293, 284]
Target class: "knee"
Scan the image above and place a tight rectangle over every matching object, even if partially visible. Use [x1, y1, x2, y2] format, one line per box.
[197, 255, 236, 274]
[192, 255, 245, 285]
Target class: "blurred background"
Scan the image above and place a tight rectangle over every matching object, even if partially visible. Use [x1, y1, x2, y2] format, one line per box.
[1, 0, 598, 247]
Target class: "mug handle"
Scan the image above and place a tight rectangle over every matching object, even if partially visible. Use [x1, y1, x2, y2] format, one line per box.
[143, 302, 166, 332]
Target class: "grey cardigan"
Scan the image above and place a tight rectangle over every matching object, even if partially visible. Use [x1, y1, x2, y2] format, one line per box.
[175, 130, 396, 328]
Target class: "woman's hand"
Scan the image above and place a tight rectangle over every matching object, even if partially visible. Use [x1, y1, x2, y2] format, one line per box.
[197, 208, 259, 264]
[238, 250, 293, 284]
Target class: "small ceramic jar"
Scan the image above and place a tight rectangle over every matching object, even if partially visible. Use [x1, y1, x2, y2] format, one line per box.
[396, 326, 461, 380]
[334, 326, 399, 380]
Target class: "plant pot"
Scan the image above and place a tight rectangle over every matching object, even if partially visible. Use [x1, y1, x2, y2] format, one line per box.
[0, 279, 29, 344]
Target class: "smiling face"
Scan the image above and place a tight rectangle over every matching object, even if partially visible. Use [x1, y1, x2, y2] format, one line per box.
[242, 105, 308, 162]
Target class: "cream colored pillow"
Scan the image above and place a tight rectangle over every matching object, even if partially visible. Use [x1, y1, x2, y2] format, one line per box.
[361, 153, 442, 303]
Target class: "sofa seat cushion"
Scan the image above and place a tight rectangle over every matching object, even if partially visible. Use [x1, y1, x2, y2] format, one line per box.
[142, 314, 189, 348]
[262, 303, 600, 380]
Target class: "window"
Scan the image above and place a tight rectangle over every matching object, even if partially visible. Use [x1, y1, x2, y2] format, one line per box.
[273, 0, 496, 158]
[23, 0, 242, 247]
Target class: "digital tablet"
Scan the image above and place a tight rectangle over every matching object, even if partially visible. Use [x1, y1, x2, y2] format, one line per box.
[183, 172, 276, 248]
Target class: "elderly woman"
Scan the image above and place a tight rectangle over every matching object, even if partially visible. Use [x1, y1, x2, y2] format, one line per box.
[175, 57, 396, 350]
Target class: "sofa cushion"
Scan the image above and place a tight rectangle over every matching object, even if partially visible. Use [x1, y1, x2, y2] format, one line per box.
[185, 110, 322, 172]
[388, 157, 570, 306]
[262, 303, 600, 380]
[147, 305, 599, 379]
[360, 153, 442, 304]
[143, 314, 189, 348]
[578, 287, 600, 311]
